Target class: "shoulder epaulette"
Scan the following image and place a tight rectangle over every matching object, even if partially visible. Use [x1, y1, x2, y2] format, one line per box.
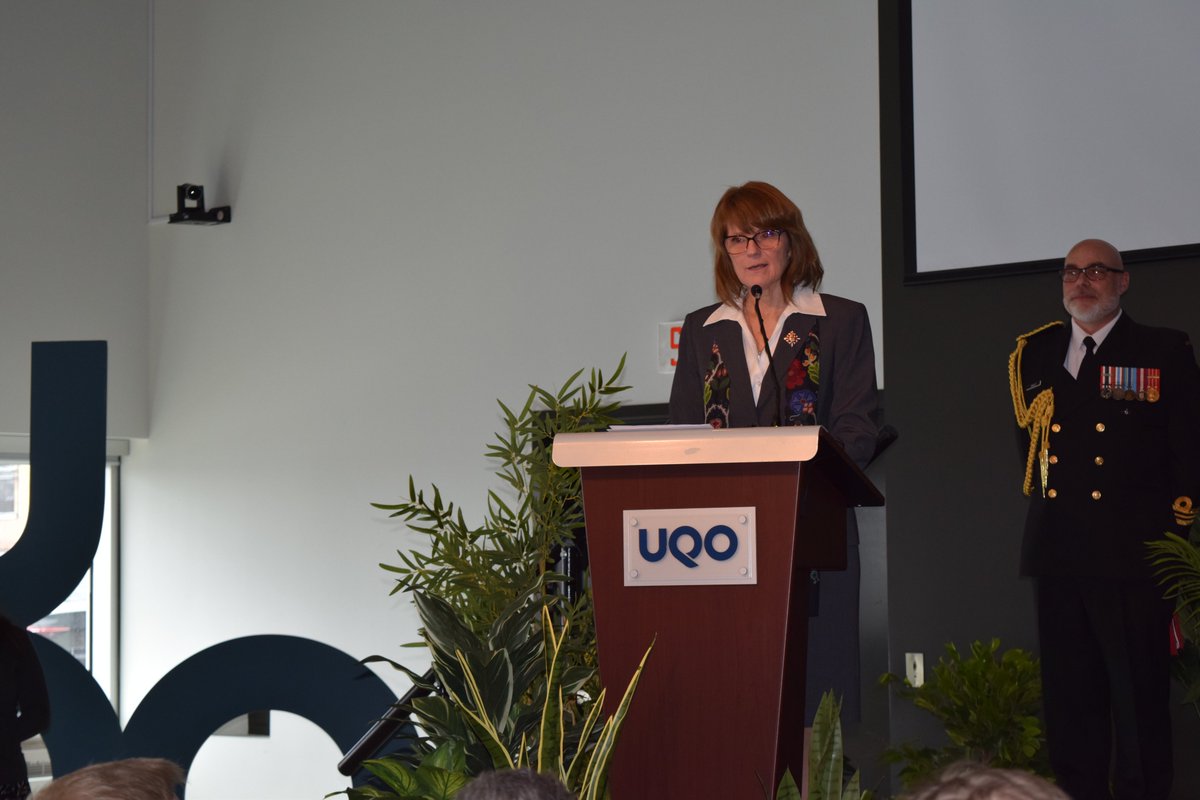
[1008, 322, 1062, 497]
[1014, 320, 1065, 343]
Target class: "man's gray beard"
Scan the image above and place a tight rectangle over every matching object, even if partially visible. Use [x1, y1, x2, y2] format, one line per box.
[1064, 295, 1120, 326]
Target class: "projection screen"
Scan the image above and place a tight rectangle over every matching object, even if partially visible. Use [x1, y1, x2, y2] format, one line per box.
[905, 0, 1200, 282]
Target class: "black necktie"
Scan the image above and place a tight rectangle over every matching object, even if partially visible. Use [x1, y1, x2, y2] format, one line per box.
[1078, 336, 1097, 383]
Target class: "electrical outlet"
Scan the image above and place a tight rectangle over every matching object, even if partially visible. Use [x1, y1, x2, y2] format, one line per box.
[905, 652, 924, 687]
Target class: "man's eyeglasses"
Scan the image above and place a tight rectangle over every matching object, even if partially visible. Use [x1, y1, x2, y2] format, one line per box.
[724, 229, 784, 255]
[1060, 265, 1126, 283]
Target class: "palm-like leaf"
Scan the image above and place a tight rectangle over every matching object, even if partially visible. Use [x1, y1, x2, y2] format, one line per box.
[349, 360, 632, 795]
[1149, 532, 1200, 633]
[1149, 529, 1200, 717]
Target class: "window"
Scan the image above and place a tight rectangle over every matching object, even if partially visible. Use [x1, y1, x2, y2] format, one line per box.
[0, 463, 23, 523]
[0, 459, 119, 703]
[3, 456, 119, 789]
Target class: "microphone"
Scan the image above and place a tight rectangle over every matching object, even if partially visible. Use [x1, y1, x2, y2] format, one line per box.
[750, 285, 772, 360]
[750, 285, 785, 426]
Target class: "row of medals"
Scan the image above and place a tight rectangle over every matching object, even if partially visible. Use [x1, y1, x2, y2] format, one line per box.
[1098, 366, 1160, 402]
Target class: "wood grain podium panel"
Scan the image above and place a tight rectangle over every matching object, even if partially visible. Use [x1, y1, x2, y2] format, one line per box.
[580, 460, 848, 799]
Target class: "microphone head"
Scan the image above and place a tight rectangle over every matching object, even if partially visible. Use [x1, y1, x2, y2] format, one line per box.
[750, 284, 763, 298]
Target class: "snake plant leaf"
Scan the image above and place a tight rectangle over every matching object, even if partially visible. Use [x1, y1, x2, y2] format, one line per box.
[803, 691, 869, 800]
[809, 690, 844, 800]
[577, 721, 612, 800]
[564, 687, 606, 789]
[775, 769, 802, 800]
[578, 639, 652, 800]
[447, 679, 515, 771]
[515, 732, 529, 769]
[537, 606, 568, 775]
[454, 649, 514, 732]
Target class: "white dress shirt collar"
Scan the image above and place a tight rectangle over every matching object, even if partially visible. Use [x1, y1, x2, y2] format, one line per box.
[1065, 309, 1121, 376]
[701, 285, 826, 327]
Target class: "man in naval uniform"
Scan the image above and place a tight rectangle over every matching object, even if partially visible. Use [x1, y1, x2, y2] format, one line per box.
[1009, 238, 1200, 800]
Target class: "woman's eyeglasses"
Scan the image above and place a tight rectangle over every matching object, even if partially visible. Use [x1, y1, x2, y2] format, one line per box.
[724, 229, 783, 255]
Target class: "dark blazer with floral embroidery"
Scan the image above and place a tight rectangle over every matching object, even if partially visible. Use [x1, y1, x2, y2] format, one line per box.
[668, 292, 879, 470]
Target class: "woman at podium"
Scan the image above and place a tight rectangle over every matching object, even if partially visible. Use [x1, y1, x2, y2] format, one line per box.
[667, 180, 879, 729]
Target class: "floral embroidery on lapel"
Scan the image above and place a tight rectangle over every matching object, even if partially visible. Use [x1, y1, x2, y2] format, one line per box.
[703, 341, 731, 429]
[784, 323, 820, 426]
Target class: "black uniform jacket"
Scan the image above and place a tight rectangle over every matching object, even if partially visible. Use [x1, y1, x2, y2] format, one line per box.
[1016, 313, 1200, 579]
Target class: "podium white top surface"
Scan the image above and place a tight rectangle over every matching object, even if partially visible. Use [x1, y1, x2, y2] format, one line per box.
[551, 426, 822, 467]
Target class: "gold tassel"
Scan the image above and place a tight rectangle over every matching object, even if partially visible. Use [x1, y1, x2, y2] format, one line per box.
[1008, 322, 1062, 497]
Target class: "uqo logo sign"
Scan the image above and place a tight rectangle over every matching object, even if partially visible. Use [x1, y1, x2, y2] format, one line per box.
[622, 506, 757, 586]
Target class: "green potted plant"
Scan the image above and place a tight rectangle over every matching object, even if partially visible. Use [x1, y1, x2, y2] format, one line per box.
[342, 594, 648, 799]
[880, 639, 1050, 789]
[773, 691, 869, 800]
[1148, 522, 1200, 717]
[334, 360, 641, 798]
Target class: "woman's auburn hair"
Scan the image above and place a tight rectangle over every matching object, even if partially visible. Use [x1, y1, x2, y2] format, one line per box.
[710, 181, 824, 306]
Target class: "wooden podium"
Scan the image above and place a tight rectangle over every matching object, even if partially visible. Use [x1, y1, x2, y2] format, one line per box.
[552, 426, 883, 799]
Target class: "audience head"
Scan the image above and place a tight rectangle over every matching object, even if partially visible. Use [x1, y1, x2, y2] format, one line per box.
[456, 768, 576, 800]
[901, 761, 1070, 800]
[36, 758, 185, 800]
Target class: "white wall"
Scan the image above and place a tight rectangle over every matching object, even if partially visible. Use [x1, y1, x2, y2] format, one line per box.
[10, 1, 882, 796]
[0, 0, 149, 439]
